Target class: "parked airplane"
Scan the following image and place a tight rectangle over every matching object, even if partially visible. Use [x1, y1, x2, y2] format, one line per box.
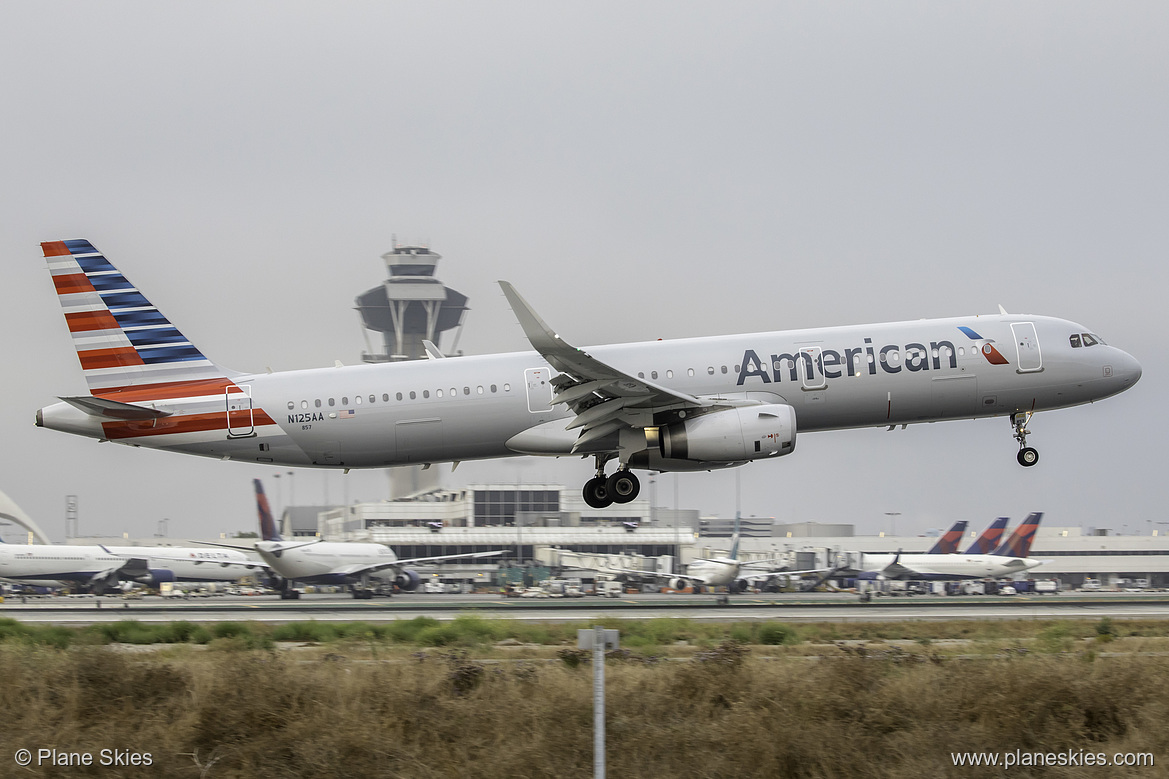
[925, 521, 968, 555]
[210, 480, 503, 599]
[964, 517, 1010, 554]
[35, 241, 1141, 508]
[0, 538, 265, 592]
[849, 513, 1045, 581]
[578, 531, 826, 594]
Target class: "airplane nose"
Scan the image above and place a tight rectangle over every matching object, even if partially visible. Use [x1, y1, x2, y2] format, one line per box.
[1114, 349, 1142, 387]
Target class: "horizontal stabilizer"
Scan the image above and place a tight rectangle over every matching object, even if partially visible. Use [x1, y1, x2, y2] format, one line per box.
[60, 395, 172, 421]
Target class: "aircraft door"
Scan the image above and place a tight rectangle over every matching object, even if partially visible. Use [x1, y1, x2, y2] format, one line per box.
[226, 385, 255, 437]
[1010, 323, 1043, 373]
[525, 368, 553, 413]
[798, 347, 827, 391]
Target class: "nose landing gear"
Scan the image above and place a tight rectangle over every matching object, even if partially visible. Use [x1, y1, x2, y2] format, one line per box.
[1013, 411, 1039, 467]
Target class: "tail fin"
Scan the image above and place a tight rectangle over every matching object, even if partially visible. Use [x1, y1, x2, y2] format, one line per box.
[42, 240, 232, 395]
[254, 479, 283, 542]
[925, 520, 968, 555]
[992, 513, 1043, 557]
[965, 517, 1010, 554]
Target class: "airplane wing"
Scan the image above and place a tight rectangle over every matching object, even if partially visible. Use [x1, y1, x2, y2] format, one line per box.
[329, 550, 505, 578]
[499, 281, 715, 453]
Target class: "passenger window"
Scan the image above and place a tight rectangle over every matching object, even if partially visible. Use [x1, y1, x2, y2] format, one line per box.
[651, 371, 658, 380]
[299, 400, 307, 410]
[369, 395, 376, 404]
[721, 366, 727, 374]
[687, 368, 695, 377]
[450, 387, 457, 397]
[437, 389, 444, 398]
[315, 399, 322, 408]
[423, 390, 430, 399]
[504, 383, 511, 392]
[707, 367, 715, 375]
[409, 391, 416, 400]
[666, 370, 674, 379]
[477, 386, 484, 395]
[342, 397, 349, 405]
[1070, 334, 1082, 348]
[328, 398, 335, 407]
[638, 372, 644, 379]
[355, 396, 362, 404]
[287, 401, 295, 410]
[464, 387, 470, 395]
[382, 394, 390, 402]
[491, 384, 497, 393]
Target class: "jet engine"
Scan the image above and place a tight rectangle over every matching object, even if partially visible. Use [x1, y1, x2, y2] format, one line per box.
[657, 404, 796, 463]
[143, 568, 177, 585]
[668, 578, 690, 591]
[394, 569, 421, 591]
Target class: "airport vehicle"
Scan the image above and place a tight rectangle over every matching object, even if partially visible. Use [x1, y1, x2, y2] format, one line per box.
[848, 513, 1046, 581]
[212, 480, 503, 599]
[924, 521, 968, 555]
[0, 537, 264, 592]
[35, 241, 1141, 508]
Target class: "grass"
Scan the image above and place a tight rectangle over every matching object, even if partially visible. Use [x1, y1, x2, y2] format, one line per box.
[1, 630, 1167, 778]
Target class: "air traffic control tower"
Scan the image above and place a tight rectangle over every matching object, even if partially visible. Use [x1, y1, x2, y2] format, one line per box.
[356, 243, 469, 362]
[355, 242, 469, 498]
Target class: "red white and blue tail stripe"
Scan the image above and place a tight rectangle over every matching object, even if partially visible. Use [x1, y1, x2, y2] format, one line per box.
[42, 239, 231, 393]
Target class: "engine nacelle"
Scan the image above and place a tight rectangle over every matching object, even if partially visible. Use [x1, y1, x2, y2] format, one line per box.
[669, 578, 690, 591]
[146, 568, 177, 584]
[394, 569, 421, 591]
[657, 404, 796, 463]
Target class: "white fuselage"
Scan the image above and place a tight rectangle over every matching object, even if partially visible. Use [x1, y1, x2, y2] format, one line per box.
[855, 552, 1043, 581]
[0, 543, 259, 585]
[253, 540, 397, 584]
[37, 313, 1141, 470]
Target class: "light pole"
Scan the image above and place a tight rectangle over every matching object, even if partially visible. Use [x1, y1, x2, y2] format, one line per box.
[885, 512, 901, 538]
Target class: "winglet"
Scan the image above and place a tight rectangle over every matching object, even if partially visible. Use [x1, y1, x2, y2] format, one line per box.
[498, 281, 568, 356]
[422, 340, 445, 359]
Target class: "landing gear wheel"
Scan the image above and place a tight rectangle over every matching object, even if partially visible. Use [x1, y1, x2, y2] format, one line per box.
[606, 470, 640, 504]
[1017, 447, 1039, 467]
[583, 476, 614, 509]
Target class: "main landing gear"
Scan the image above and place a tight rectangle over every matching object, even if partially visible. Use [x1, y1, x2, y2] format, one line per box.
[1012, 411, 1039, 467]
[583, 455, 641, 509]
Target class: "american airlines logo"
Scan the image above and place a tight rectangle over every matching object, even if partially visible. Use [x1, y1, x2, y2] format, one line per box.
[736, 328, 1005, 387]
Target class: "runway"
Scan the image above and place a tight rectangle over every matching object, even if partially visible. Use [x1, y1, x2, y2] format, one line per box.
[5, 591, 1169, 625]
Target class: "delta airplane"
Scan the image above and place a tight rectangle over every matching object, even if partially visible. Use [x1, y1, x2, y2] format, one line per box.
[215, 480, 503, 599]
[0, 538, 264, 592]
[849, 512, 1045, 581]
[34, 240, 1141, 508]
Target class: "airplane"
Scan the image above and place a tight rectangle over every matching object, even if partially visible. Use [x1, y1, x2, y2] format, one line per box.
[848, 512, 1046, 581]
[0, 537, 265, 593]
[35, 240, 1141, 509]
[207, 479, 504, 599]
[924, 520, 968, 554]
[569, 526, 832, 594]
[964, 516, 1010, 554]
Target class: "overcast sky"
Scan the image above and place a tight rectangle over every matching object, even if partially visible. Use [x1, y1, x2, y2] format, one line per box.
[0, 3, 1164, 542]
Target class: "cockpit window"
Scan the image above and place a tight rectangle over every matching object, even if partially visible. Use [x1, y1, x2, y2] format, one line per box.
[1071, 333, 1104, 348]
